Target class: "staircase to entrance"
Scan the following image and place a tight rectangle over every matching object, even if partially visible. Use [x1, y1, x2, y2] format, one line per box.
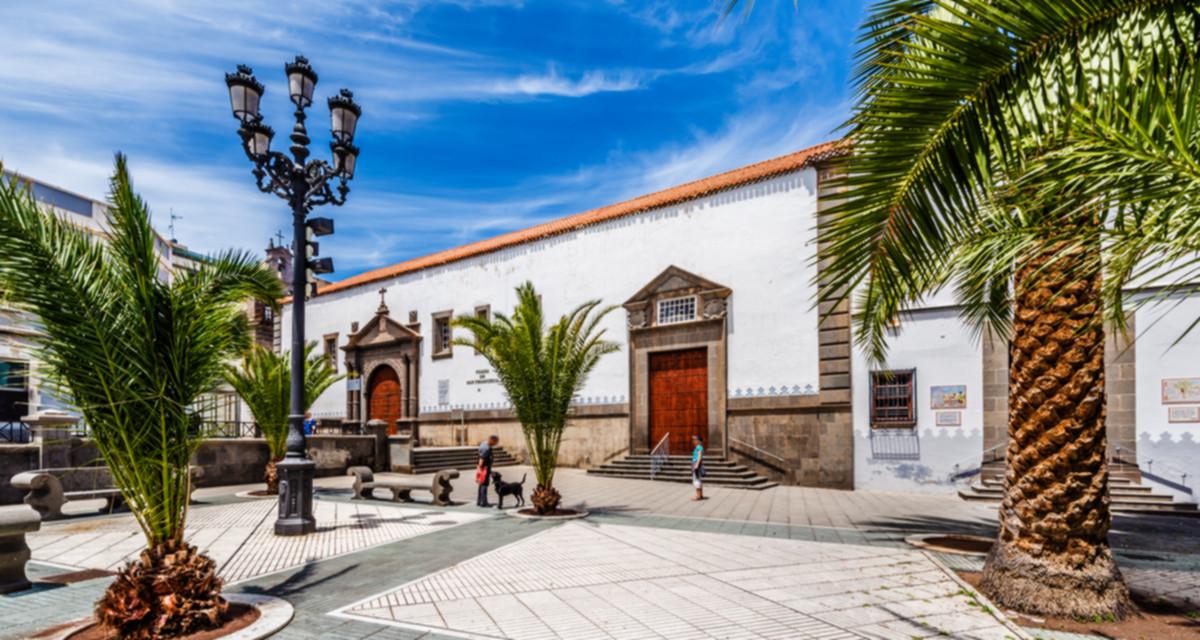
[410, 446, 518, 474]
[959, 460, 1197, 514]
[587, 454, 778, 489]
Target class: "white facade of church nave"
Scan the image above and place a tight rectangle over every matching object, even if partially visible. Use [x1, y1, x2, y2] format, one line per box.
[288, 159, 1200, 501]
[288, 170, 823, 422]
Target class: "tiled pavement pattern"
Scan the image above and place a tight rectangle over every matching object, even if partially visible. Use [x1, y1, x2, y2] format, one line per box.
[337, 522, 1022, 640]
[5, 472, 1198, 639]
[27, 498, 486, 583]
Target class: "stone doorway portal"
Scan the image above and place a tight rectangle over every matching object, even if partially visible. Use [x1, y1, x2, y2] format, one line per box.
[367, 365, 402, 435]
[649, 348, 708, 453]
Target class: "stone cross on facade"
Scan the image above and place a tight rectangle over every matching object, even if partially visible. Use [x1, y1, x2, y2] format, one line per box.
[376, 287, 389, 315]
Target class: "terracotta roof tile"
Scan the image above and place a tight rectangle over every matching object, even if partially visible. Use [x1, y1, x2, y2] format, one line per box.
[309, 140, 844, 299]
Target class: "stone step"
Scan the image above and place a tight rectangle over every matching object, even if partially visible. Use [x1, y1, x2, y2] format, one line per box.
[587, 454, 777, 490]
[959, 488, 1198, 513]
[597, 460, 750, 473]
[977, 479, 1153, 495]
[969, 484, 1167, 501]
[587, 468, 778, 489]
[410, 446, 519, 472]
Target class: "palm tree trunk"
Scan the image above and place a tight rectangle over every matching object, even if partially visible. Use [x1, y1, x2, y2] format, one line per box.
[531, 485, 561, 514]
[978, 241, 1132, 618]
[264, 457, 282, 495]
[95, 539, 227, 638]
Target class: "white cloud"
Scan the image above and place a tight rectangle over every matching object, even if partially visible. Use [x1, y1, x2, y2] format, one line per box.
[489, 67, 646, 98]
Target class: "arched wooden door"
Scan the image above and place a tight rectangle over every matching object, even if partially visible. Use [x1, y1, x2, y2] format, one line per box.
[367, 365, 402, 435]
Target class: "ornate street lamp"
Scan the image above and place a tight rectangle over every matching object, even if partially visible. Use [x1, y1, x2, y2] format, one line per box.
[225, 56, 361, 536]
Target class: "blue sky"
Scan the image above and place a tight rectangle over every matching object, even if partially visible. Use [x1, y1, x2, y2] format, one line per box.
[0, 0, 868, 279]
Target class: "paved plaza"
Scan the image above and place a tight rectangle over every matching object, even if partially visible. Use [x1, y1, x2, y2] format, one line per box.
[3, 469, 1199, 639]
[27, 498, 486, 584]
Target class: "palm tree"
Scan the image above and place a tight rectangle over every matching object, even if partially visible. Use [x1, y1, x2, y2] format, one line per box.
[0, 156, 282, 638]
[816, 1, 1200, 620]
[452, 282, 619, 514]
[721, 0, 1198, 618]
[223, 343, 343, 494]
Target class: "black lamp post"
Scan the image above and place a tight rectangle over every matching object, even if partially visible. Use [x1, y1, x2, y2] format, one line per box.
[226, 57, 361, 536]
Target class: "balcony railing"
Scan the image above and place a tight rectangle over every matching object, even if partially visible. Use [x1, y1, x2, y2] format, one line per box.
[0, 421, 30, 443]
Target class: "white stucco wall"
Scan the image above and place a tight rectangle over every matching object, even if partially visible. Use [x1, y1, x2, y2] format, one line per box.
[285, 170, 823, 418]
[851, 307, 984, 494]
[1134, 294, 1200, 500]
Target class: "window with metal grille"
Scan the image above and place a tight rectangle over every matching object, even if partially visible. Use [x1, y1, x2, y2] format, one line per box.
[432, 311, 453, 358]
[657, 296, 696, 325]
[870, 369, 916, 427]
[323, 334, 338, 372]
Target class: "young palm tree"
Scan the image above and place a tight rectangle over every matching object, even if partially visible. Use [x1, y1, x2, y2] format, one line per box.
[223, 343, 343, 494]
[722, 0, 1198, 618]
[0, 156, 282, 638]
[453, 282, 618, 514]
[814, 1, 1199, 619]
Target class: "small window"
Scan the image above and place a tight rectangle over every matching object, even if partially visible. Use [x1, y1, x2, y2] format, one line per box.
[432, 310, 453, 359]
[0, 360, 28, 391]
[870, 369, 916, 427]
[657, 296, 696, 325]
[323, 333, 339, 372]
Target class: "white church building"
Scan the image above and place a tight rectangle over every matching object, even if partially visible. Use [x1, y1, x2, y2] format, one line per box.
[288, 141, 1200, 504]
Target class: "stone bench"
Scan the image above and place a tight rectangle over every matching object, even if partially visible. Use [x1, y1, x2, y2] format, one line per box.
[348, 466, 459, 506]
[12, 467, 124, 520]
[0, 505, 39, 593]
[12, 466, 207, 521]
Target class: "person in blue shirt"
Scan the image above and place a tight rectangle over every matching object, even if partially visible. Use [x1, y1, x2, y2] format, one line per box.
[303, 411, 317, 436]
[691, 434, 705, 501]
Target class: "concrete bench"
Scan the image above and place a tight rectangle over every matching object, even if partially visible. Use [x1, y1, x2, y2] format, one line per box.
[0, 505, 39, 593]
[348, 466, 459, 506]
[11, 466, 206, 520]
[11, 467, 124, 520]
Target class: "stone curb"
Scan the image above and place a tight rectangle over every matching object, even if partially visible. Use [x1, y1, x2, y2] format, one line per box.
[35, 592, 294, 640]
[922, 550, 1034, 640]
[233, 490, 275, 500]
[503, 508, 589, 520]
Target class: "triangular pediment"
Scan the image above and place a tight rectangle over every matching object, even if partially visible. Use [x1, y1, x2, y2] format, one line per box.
[343, 312, 421, 350]
[625, 266, 730, 306]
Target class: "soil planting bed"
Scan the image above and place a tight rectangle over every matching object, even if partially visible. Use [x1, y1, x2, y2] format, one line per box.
[958, 571, 1200, 639]
[508, 507, 589, 520]
[66, 603, 259, 640]
[905, 533, 993, 556]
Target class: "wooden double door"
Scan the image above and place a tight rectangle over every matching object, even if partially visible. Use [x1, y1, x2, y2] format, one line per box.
[648, 348, 708, 454]
[367, 365, 402, 435]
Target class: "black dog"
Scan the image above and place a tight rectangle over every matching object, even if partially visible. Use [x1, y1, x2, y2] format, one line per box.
[491, 471, 526, 509]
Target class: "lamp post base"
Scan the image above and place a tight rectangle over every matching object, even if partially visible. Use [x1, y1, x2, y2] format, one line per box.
[274, 457, 316, 536]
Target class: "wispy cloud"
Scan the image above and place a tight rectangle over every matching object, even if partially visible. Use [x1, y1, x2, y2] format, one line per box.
[489, 66, 646, 98]
[0, 0, 865, 275]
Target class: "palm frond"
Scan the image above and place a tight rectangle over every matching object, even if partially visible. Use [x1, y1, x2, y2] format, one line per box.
[452, 282, 618, 490]
[223, 342, 343, 459]
[817, 0, 1198, 363]
[0, 155, 282, 545]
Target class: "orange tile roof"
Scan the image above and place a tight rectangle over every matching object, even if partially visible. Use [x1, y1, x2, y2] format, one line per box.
[309, 140, 844, 299]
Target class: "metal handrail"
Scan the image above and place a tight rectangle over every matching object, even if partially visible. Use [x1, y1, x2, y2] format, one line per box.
[948, 443, 1007, 482]
[650, 432, 670, 481]
[728, 437, 786, 467]
[980, 443, 1006, 464]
